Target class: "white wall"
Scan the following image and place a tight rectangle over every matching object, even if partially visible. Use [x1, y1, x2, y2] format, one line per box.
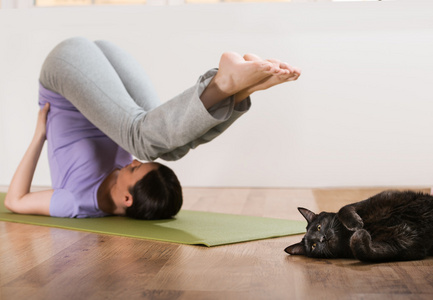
[1, 1, 433, 188]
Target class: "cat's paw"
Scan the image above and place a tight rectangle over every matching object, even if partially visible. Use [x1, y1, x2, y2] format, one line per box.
[350, 229, 372, 260]
[337, 207, 364, 231]
[350, 229, 371, 245]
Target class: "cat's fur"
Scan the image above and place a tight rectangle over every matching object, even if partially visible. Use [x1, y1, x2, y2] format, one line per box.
[285, 190, 433, 262]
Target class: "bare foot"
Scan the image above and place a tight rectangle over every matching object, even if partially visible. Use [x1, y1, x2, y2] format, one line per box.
[215, 52, 279, 95]
[234, 54, 301, 103]
[200, 52, 279, 109]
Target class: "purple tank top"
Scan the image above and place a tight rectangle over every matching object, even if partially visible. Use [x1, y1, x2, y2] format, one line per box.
[39, 83, 132, 218]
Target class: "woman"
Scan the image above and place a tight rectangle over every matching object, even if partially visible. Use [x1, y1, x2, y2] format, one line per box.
[5, 37, 301, 219]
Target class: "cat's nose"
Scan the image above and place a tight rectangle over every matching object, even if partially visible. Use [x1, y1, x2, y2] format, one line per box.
[320, 236, 325, 243]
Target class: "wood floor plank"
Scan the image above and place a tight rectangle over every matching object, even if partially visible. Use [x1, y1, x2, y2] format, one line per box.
[0, 222, 88, 286]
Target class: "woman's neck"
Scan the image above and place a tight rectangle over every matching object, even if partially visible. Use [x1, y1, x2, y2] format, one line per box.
[97, 170, 119, 215]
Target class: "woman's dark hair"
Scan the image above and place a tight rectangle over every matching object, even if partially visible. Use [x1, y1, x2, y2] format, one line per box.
[125, 163, 183, 220]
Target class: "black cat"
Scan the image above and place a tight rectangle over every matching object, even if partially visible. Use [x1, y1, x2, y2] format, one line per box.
[285, 190, 433, 262]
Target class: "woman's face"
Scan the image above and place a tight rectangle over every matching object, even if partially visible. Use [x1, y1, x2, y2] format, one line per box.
[117, 160, 159, 189]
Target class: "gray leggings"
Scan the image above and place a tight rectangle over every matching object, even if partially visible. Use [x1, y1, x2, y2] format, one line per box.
[39, 37, 250, 161]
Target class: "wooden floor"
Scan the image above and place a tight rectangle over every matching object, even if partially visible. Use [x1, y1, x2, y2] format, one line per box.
[1, 187, 433, 300]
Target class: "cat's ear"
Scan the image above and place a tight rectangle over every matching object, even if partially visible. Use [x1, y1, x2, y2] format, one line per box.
[285, 242, 306, 255]
[298, 207, 317, 224]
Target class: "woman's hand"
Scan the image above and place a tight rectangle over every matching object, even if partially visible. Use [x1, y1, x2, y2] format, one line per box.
[35, 102, 50, 140]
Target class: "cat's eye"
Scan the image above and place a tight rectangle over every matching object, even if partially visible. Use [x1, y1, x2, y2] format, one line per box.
[311, 243, 316, 250]
[317, 224, 321, 231]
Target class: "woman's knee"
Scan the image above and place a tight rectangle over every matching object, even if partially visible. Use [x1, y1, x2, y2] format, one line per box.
[39, 37, 96, 93]
[49, 37, 94, 59]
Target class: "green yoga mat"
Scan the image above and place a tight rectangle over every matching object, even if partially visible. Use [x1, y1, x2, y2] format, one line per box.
[0, 193, 305, 247]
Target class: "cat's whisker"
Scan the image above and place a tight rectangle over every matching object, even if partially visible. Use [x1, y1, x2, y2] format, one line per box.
[322, 245, 334, 258]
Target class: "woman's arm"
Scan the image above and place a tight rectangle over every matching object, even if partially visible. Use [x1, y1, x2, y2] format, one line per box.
[5, 103, 53, 215]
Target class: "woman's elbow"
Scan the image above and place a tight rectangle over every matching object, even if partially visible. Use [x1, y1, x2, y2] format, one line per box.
[4, 194, 17, 212]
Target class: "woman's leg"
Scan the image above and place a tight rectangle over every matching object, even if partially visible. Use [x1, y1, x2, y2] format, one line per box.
[39, 37, 298, 161]
[93, 40, 161, 111]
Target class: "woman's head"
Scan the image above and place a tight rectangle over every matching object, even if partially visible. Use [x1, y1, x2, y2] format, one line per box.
[124, 161, 183, 220]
